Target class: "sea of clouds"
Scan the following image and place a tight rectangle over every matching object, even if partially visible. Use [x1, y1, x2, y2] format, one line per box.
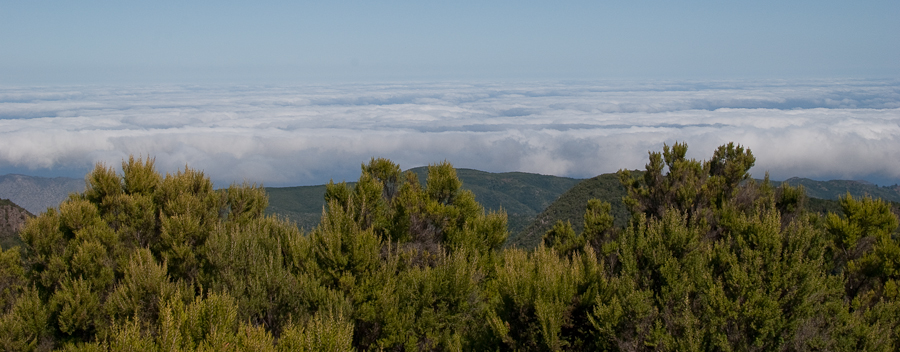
[0, 79, 898, 187]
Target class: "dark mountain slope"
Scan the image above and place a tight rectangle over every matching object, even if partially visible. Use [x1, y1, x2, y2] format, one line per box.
[0, 198, 33, 249]
[266, 167, 582, 234]
[511, 174, 900, 250]
[407, 167, 582, 234]
[508, 173, 630, 249]
[407, 167, 582, 215]
[0, 174, 84, 214]
[783, 177, 900, 203]
[265, 185, 330, 231]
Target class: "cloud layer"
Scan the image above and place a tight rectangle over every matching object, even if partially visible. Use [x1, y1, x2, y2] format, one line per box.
[1, 79, 898, 186]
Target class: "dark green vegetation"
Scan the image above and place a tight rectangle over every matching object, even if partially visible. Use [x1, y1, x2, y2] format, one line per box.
[3, 144, 900, 351]
[511, 175, 900, 251]
[0, 199, 32, 250]
[265, 167, 581, 237]
[265, 169, 900, 251]
[784, 177, 900, 203]
[264, 184, 330, 231]
[409, 167, 581, 234]
[510, 173, 631, 249]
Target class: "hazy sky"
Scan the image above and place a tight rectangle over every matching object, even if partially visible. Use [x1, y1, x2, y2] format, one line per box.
[2, 1, 898, 84]
[0, 2, 898, 187]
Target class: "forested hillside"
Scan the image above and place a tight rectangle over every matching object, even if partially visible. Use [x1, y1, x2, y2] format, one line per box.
[264, 184, 331, 231]
[265, 167, 580, 235]
[264, 170, 898, 251]
[0, 198, 32, 250]
[511, 174, 900, 250]
[784, 177, 900, 203]
[2, 144, 900, 351]
[509, 173, 630, 249]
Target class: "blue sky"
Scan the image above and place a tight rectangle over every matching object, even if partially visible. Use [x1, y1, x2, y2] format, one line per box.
[2, 1, 898, 84]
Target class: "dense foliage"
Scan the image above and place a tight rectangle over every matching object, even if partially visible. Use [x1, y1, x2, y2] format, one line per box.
[511, 173, 630, 249]
[1, 144, 899, 351]
[264, 167, 581, 238]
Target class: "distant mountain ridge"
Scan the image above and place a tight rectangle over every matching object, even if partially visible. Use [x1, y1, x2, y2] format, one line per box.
[0, 174, 84, 214]
[3, 171, 899, 246]
[781, 177, 900, 203]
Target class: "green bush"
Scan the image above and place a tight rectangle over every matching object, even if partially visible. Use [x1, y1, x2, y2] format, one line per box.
[1, 146, 899, 351]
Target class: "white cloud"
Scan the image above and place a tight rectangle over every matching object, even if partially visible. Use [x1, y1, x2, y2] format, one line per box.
[0, 79, 899, 186]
